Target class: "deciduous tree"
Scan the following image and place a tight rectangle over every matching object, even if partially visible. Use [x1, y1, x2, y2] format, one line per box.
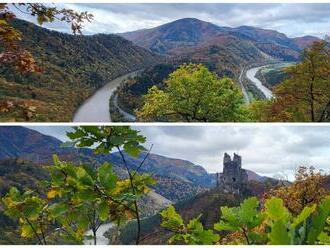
[137, 64, 247, 122]
[0, 3, 93, 73]
[260, 42, 330, 122]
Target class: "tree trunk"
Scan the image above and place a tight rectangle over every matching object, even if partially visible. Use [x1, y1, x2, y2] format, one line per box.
[93, 228, 97, 245]
[310, 81, 315, 122]
[134, 201, 141, 245]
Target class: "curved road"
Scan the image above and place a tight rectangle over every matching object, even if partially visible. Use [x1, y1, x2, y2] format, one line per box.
[73, 71, 139, 122]
[245, 65, 273, 99]
[113, 94, 136, 121]
[239, 68, 250, 103]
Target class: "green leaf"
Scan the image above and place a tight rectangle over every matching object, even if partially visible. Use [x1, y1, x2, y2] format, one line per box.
[98, 163, 117, 190]
[49, 202, 68, 218]
[98, 201, 110, 221]
[123, 142, 141, 157]
[268, 220, 291, 245]
[52, 154, 60, 166]
[317, 232, 330, 244]
[307, 196, 330, 244]
[195, 229, 220, 244]
[265, 197, 290, 222]
[76, 189, 97, 201]
[187, 215, 203, 232]
[214, 221, 238, 231]
[220, 206, 238, 224]
[248, 232, 268, 244]
[160, 205, 184, 231]
[239, 197, 260, 227]
[21, 224, 35, 238]
[76, 167, 94, 186]
[7, 187, 21, 202]
[292, 204, 316, 228]
[22, 198, 43, 220]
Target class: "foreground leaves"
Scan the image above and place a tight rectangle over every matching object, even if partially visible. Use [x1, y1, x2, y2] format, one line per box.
[161, 196, 330, 245]
[161, 205, 220, 244]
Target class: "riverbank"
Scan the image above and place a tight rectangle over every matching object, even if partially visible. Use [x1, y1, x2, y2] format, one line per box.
[84, 223, 113, 245]
[246, 65, 273, 99]
[73, 71, 139, 122]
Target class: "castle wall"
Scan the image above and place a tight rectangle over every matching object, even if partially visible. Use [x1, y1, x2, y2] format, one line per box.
[218, 153, 248, 194]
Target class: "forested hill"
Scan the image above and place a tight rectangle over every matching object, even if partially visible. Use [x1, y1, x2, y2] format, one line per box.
[0, 19, 162, 122]
[119, 18, 321, 60]
[0, 126, 213, 192]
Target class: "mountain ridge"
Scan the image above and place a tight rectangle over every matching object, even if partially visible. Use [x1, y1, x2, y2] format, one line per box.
[119, 17, 321, 60]
[0, 126, 272, 186]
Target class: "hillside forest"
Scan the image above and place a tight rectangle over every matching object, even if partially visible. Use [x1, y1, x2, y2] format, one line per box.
[0, 4, 329, 122]
[0, 126, 329, 245]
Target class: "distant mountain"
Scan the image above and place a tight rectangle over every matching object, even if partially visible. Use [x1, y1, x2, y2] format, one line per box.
[120, 18, 229, 54]
[0, 19, 161, 121]
[293, 35, 323, 50]
[119, 18, 320, 61]
[0, 127, 270, 189]
[0, 126, 62, 159]
[246, 169, 272, 182]
[0, 126, 214, 205]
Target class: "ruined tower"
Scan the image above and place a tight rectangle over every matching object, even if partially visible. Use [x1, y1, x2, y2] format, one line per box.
[217, 153, 248, 194]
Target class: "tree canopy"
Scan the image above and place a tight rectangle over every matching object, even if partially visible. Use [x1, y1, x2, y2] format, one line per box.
[0, 3, 93, 73]
[137, 64, 247, 122]
[249, 41, 330, 122]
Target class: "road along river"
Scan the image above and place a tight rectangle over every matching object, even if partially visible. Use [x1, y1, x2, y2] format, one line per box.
[73, 71, 139, 122]
[245, 65, 273, 99]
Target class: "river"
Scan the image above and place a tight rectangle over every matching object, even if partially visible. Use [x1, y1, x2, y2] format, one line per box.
[83, 223, 113, 245]
[245, 65, 273, 99]
[73, 66, 274, 122]
[73, 71, 139, 122]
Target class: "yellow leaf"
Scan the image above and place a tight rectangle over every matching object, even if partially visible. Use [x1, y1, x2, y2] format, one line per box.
[47, 189, 57, 199]
[21, 224, 34, 238]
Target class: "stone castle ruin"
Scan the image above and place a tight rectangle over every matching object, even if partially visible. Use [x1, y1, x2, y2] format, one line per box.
[216, 153, 248, 194]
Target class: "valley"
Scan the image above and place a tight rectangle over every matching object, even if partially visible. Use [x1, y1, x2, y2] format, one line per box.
[1, 14, 327, 122]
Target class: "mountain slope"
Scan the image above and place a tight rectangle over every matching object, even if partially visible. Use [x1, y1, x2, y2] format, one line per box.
[0, 127, 272, 189]
[0, 126, 214, 202]
[119, 18, 318, 61]
[0, 19, 161, 122]
[120, 18, 229, 55]
[293, 35, 323, 50]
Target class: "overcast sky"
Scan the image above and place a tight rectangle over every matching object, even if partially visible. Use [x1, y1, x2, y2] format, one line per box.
[12, 3, 330, 38]
[28, 125, 330, 180]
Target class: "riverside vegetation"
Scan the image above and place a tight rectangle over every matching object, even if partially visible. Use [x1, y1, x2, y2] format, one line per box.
[119, 41, 330, 122]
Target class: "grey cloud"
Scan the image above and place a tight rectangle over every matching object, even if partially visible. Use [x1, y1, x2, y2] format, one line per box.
[12, 3, 330, 38]
[31, 125, 330, 179]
